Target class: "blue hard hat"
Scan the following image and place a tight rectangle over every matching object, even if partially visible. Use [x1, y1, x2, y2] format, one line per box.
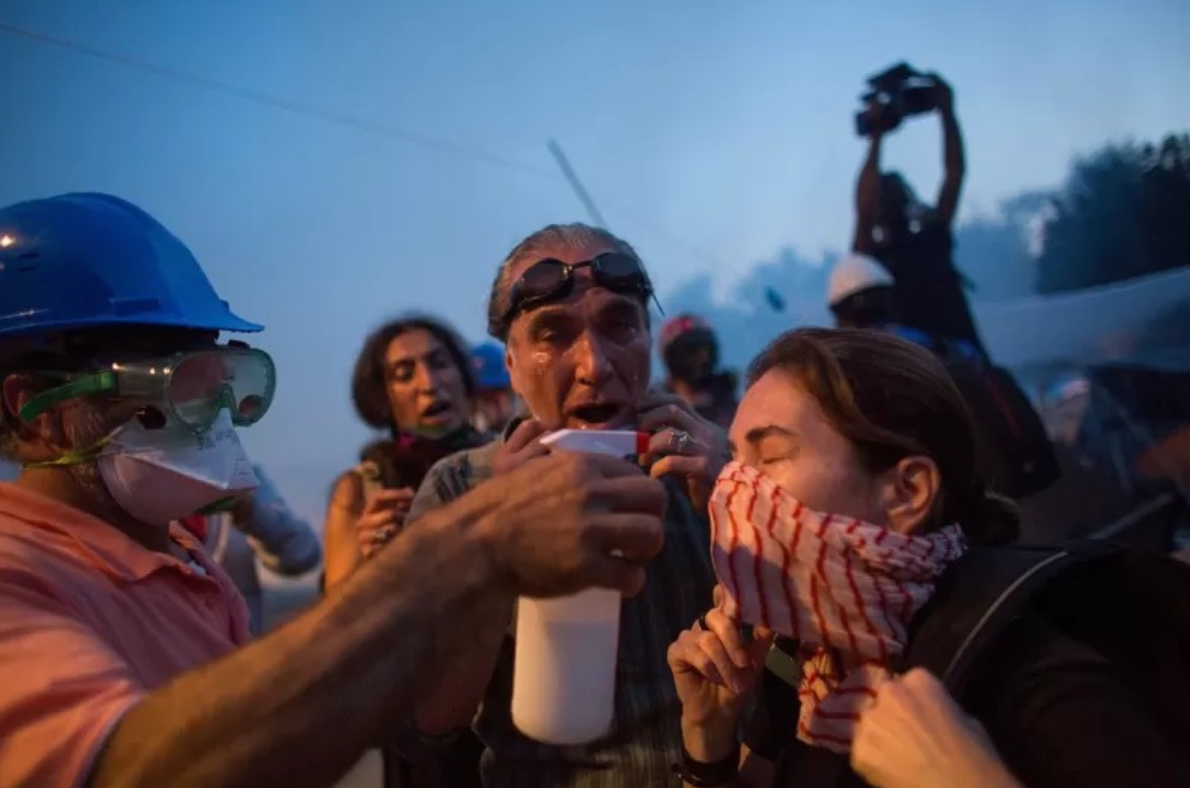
[0, 192, 262, 338]
[471, 341, 510, 390]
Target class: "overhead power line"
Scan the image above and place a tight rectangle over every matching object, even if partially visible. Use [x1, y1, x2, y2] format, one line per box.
[546, 138, 734, 272]
[547, 139, 609, 229]
[0, 19, 738, 274]
[0, 20, 557, 180]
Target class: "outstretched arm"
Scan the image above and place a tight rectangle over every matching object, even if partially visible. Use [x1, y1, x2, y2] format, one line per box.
[89, 491, 509, 788]
[933, 75, 965, 229]
[84, 451, 668, 788]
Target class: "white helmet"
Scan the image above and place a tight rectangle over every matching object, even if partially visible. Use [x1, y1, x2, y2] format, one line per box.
[827, 253, 894, 307]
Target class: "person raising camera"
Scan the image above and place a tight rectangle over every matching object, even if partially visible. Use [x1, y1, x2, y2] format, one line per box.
[846, 70, 982, 354]
[836, 70, 1060, 502]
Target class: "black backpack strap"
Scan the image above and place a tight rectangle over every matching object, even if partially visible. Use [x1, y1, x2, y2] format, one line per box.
[900, 544, 1105, 696]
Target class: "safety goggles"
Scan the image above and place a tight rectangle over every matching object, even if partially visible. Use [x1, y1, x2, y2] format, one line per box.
[491, 252, 659, 338]
[19, 345, 276, 434]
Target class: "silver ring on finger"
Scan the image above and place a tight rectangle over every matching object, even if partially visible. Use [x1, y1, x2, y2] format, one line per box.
[672, 429, 695, 455]
[372, 525, 396, 545]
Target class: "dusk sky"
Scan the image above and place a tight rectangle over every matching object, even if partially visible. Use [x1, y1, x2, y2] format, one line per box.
[2, 0, 1187, 526]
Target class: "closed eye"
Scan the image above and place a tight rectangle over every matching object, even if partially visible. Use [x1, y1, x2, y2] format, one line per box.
[750, 428, 799, 460]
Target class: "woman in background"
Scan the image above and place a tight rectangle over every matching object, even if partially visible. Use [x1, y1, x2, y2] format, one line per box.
[324, 314, 486, 588]
[324, 314, 487, 788]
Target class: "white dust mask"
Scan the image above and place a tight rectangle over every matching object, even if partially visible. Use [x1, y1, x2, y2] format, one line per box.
[98, 408, 258, 527]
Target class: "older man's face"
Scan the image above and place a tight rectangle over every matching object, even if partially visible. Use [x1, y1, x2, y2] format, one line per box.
[503, 241, 652, 430]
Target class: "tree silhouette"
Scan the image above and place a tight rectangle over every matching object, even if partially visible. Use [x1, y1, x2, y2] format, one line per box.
[1036, 133, 1190, 294]
[666, 132, 1190, 366]
[951, 202, 1039, 302]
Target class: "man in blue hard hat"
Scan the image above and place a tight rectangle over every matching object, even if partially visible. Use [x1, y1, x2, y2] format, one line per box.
[0, 193, 669, 788]
[471, 341, 517, 434]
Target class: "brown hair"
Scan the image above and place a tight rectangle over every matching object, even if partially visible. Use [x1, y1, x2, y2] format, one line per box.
[486, 223, 648, 340]
[748, 327, 1019, 545]
[351, 314, 475, 433]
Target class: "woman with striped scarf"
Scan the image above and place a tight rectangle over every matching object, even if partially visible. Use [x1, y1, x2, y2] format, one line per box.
[667, 328, 1186, 788]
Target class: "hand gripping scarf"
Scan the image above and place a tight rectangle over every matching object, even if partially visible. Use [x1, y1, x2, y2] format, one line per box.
[709, 461, 966, 752]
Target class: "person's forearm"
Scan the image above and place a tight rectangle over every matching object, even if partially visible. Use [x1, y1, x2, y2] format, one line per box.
[323, 539, 361, 589]
[862, 131, 883, 180]
[90, 492, 511, 788]
[853, 134, 883, 253]
[322, 506, 363, 590]
[941, 108, 964, 181]
[934, 106, 965, 227]
[411, 590, 513, 735]
[681, 718, 758, 788]
[682, 715, 738, 762]
[401, 482, 515, 737]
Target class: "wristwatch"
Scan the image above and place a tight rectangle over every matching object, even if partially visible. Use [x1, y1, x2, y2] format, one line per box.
[671, 741, 740, 787]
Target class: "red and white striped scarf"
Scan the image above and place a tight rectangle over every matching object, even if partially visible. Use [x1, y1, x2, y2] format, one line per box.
[709, 462, 966, 753]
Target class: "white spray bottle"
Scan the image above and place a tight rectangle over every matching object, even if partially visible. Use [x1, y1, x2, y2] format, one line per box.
[510, 429, 649, 745]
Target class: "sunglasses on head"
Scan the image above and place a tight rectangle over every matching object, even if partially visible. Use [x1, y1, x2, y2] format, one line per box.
[491, 252, 659, 338]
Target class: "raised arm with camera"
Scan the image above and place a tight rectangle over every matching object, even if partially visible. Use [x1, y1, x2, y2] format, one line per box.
[843, 66, 987, 348]
[933, 75, 965, 229]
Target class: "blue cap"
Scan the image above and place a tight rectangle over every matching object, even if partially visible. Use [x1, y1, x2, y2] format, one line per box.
[472, 341, 510, 390]
[0, 192, 262, 338]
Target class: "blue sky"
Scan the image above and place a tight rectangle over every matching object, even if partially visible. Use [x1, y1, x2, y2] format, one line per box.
[1, 0, 1187, 526]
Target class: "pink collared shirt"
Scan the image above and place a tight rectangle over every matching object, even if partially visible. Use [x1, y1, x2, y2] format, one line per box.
[0, 482, 251, 788]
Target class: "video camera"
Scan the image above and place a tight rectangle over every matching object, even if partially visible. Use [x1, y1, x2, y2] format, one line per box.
[855, 62, 940, 137]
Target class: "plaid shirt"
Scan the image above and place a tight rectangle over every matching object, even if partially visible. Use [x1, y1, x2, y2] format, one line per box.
[407, 436, 715, 788]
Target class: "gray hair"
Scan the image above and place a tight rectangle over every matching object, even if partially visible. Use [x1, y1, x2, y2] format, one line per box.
[486, 223, 648, 340]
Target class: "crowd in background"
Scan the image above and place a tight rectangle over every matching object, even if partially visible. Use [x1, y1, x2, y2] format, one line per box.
[1, 71, 1189, 788]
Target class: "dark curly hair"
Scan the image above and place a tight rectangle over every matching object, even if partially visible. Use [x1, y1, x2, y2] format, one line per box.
[351, 314, 476, 433]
